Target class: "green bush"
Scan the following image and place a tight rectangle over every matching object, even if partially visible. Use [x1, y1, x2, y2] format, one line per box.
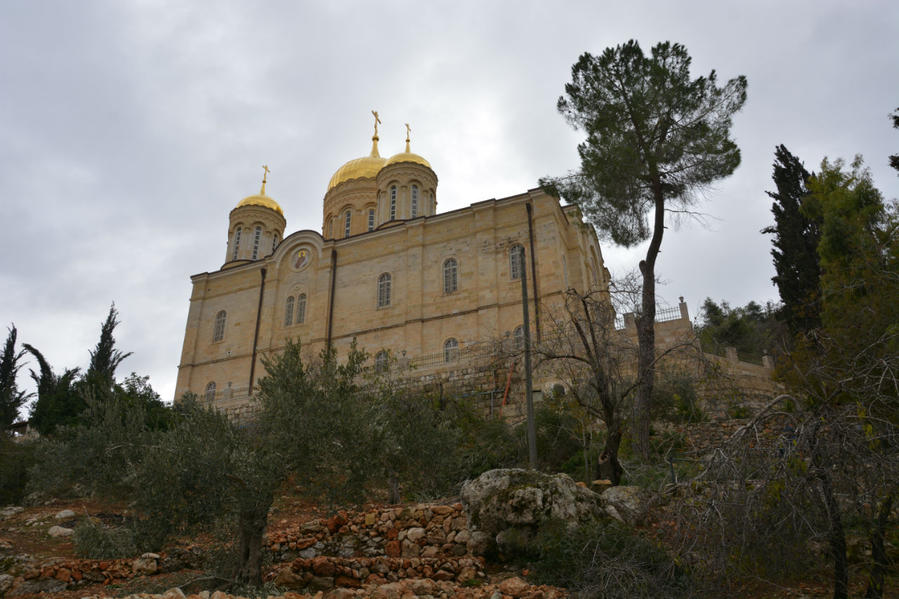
[0, 437, 36, 505]
[531, 519, 689, 599]
[653, 378, 706, 423]
[74, 520, 138, 559]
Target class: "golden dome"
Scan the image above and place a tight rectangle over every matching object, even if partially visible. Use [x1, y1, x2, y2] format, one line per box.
[236, 193, 284, 216]
[327, 136, 387, 191]
[235, 167, 284, 216]
[385, 129, 430, 168]
[384, 151, 431, 168]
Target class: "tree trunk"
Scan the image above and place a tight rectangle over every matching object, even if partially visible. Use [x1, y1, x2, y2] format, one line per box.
[865, 494, 892, 599]
[598, 427, 623, 485]
[235, 508, 268, 585]
[818, 472, 849, 599]
[633, 191, 666, 460]
[388, 474, 400, 504]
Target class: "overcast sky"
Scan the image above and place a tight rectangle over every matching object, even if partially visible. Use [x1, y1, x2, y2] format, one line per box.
[1, 0, 897, 404]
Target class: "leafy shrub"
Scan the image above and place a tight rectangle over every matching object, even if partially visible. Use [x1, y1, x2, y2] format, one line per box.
[0, 437, 36, 504]
[74, 520, 138, 558]
[653, 378, 705, 423]
[531, 518, 689, 599]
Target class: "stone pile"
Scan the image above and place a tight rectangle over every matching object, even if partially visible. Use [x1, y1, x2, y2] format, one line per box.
[265, 503, 475, 562]
[269, 555, 485, 590]
[78, 575, 566, 598]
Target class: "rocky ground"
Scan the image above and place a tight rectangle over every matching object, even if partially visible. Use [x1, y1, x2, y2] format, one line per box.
[0, 498, 565, 599]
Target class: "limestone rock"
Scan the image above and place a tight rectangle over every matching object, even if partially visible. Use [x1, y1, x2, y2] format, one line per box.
[499, 576, 531, 597]
[47, 525, 74, 538]
[8, 577, 67, 595]
[0, 507, 23, 519]
[132, 553, 159, 576]
[54, 509, 76, 520]
[0, 573, 14, 595]
[599, 485, 650, 526]
[466, 530, 492, 556]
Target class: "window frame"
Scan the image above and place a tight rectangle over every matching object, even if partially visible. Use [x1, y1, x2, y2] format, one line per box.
[296, 293, 307, 323]
[377, 272, 392, 308]
[411, 184, 419, 217]
[510, 244, 524, 280]
[232, 226, 242, 261]
[213, 310, 226, 342]
[443, 257, 458, 294]
[368, 207, 375, 231]
[443, 338, 459, 363]
[205, 381, 216, 403]
[251, 225, 262, 260]
[389, 185, 397, 220]
[344, 210, 352, 238]
[284, 296, 294, 326]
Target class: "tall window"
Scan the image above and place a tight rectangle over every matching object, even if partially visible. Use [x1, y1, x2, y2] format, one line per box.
[284, 296, 294, 326]
[443, 257, 458, 294]
[374, 350, 388, 373]
[231, 226, 242, 261]
[272, 234, 278, 253]
[344, 210, 352, 238]
[296, 293, 307, 323]
[368, 208, 375, 231]
[327, 217, 333, 238]
[377, 273, 391, 308]
[205, 381, 216, 402]
[444, 338, 459, 363]
[213, 310, 226, 342]
[389, 185, 397, 219]
[251, 225, 262, 260]
[510, 244, 524, 280]
[411, 184, 419, 217]
[513, 325, 524, 351]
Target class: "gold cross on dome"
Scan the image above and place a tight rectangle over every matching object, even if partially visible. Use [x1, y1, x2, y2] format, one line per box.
[372, 110, 381, 137]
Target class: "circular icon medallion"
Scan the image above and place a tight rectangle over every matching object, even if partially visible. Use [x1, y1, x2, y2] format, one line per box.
[293, 248, 311, 271]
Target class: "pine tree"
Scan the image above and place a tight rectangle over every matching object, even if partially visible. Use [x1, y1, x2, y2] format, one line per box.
[762, 145, 821, 335]
[0, 325, 31, 431]
[82, 303, 132, 400]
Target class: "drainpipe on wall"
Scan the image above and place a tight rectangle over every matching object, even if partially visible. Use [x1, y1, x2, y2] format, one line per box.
[526, 201, 541, 341]
[248, 267, 267, 394]
[326, 249, 338, 352]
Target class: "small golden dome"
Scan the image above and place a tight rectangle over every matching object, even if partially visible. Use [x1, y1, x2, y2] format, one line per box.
[384, 151, 431, 168]
[327, 136, 387, 191]
[235, 166, 284, 216]
[236, 193, 284, 216]
[385, 126, 430, 169]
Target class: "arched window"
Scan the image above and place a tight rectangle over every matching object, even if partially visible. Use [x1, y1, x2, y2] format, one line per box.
[389, 185, 397, 220]
[344, 210, 352, 238]
[513, 325, 524, 351]
[411, 184, 419, 217]
[213, 310, 226, 342]
[510, 244, 524, 280]
[205, 381, 216, 402]
[296, 293, 307, 323]
[443, 257, 458, 294]
[378, 273, 391, 308]
[231, 226, 242, 261]
[284, 296, 294, 326]
[374, 350, 388, 373]
[444, 338, 459, 363]
[368, 208, 375, 231]
[251, 225, 262, 260]
[272, 233, 279, 253]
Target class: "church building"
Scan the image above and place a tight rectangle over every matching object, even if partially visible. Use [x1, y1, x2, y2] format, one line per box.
[174, 114, 609, 413]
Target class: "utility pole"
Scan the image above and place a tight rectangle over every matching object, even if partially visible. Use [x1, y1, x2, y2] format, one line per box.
[519, 245, 537, 469]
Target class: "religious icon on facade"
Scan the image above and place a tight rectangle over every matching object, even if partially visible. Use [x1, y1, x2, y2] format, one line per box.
[294, 248, 310, 270]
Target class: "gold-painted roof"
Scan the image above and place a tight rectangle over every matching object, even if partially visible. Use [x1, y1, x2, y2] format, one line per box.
[327, 136, 387, 191]
[236, 193, 284, 216]
[235, 165, 284, 216]
[385, 151, 431, 168]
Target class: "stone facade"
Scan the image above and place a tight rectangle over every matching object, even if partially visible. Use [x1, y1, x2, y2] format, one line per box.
[175, 131, 607, 410]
